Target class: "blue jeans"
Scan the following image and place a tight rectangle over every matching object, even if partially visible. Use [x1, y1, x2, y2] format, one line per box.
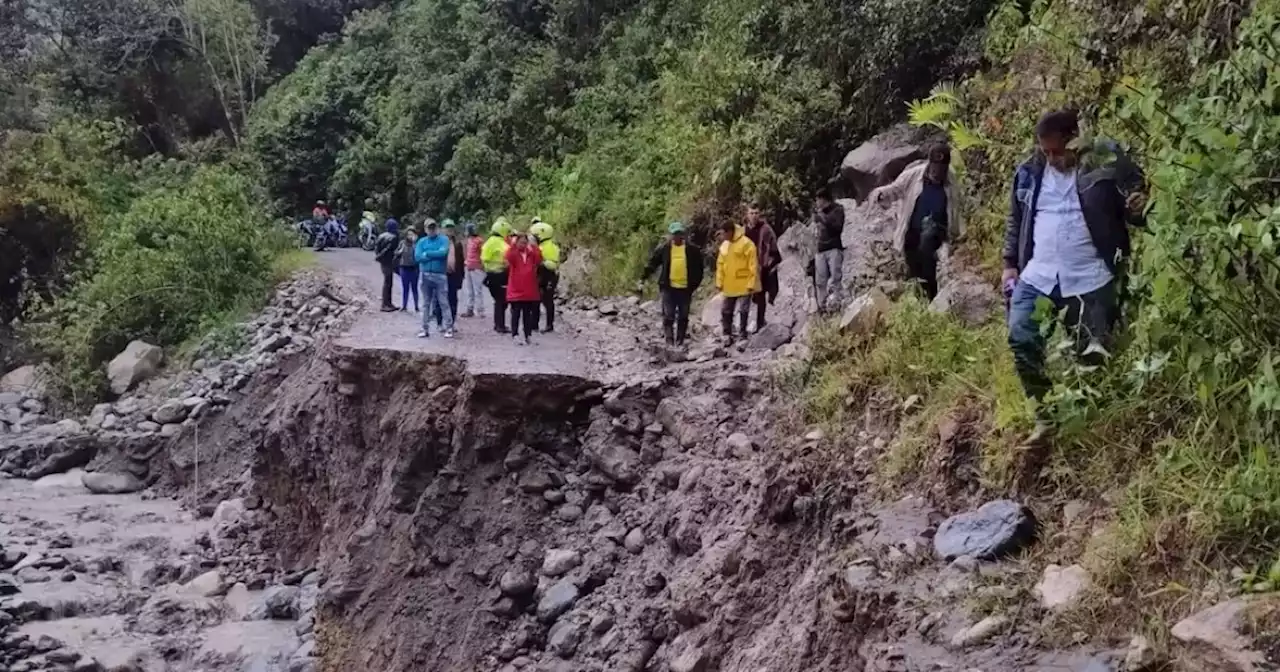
[399, 266, 419, 311]
[1007, 279, 1115, 400]
[420, 272, 453, 332]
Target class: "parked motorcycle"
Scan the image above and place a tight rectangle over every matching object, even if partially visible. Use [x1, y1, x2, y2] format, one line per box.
[357, 213, 378, 251]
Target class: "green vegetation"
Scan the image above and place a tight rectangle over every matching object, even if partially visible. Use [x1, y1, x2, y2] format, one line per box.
[2, 121, 291, 404]
[247, 0, 998, 290]
[801, 0, 1280, 633]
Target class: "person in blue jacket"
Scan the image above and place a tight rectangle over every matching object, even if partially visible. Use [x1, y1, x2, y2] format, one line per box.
[415, 219, 455, 338]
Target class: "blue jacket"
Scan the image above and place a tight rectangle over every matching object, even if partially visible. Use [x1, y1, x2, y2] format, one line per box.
[1004, 139, 1145, 273]
[415, 234, 450, 274]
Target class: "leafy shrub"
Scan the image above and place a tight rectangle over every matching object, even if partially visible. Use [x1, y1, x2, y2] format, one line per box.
[25, 158, 287, 404]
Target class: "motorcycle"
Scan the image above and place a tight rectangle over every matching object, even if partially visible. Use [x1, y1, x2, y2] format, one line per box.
[357, 215, 378, 251]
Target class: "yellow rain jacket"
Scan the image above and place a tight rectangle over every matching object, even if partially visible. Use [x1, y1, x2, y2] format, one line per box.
[481, 234, 510, 272]
[716, 225, 759, 298]
[539, 239, 561, 272]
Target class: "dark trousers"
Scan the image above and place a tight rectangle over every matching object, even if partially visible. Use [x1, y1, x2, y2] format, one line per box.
[485, 271, 509, 331]
[398, 266, 420, 310]
[661, 288, 693, 344]
[904, 221, 945, 299]
[379, 263, 396, 308]
[510, 301, 538, 338]
[433, 283, 460, 327]
[721, 295, 751, 339]
[537, 270, 559, 331]
[1007, 279, 1116, 400]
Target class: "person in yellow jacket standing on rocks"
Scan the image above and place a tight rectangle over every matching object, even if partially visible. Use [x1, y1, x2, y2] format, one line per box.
[482, 218, 513, 333]
[715, 219, 759, 344]
[530, 221, 561, 333]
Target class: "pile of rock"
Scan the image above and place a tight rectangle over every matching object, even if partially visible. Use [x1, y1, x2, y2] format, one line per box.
[0, 276, 355, 481]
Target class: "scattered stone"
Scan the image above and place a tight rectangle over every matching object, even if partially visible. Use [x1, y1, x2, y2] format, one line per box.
[839, 288, 891, 335]
[929, 272, 1000, 328]
[136, 421, 161, 433]
[843, 565, 877, 590]
[1, 365, 47, 397]
[547, 618, 584, 658]
[1123, 634, 1157, 671]
[499, 569, 536, 598]
[543, 489, 566, 504]
[518, 471, 554, 493]
[185, 570, 224, 597]
[747, 323, 792, 350]
[804, 428, 826, 442]
[725, 432, 754, 458]
[152, 400, 188, 425]
[624, 528, 646, 554]
[670, 645, 709, 672]
[0, 573, 18, 595]
[950, 615, 1009, 648]
[81, 471, 144, 495]
[1034, 564, 1092, 612]
[933, 500, 1036, 560]
[106, 341, 164, 395]
[258, 585, 300, 619]
[590, 610, 615, 635]
[537, 579, 579, 622]
[542, 549, 582, 578]
[1171, 594, 1280, 672]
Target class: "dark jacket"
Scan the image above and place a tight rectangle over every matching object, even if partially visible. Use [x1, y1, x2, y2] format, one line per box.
[815, 203, 845, 252]
[374, 233, 399, 265]
[642, 240, 705, 291]
[1004, 139, 1145, 272]
[448, 240, 465, 289]
[375, 218, 400, 265]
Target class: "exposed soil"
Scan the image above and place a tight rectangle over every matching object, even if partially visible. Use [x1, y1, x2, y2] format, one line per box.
[1, 249, 1122, 672]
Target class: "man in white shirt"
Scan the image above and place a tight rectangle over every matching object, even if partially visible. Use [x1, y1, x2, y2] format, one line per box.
[1003, 109, 1146, 437]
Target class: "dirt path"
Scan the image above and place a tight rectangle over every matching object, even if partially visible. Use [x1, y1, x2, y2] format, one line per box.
[316, 248, 587, 377]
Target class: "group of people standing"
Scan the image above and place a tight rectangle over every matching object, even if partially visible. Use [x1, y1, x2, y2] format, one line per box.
[372, 216, 561, 344]
[638, 107, 1144, 444]
[640, 210, 782, 347]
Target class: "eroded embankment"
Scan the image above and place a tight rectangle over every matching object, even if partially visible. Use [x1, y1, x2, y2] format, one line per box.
[241, 342, 889, 672]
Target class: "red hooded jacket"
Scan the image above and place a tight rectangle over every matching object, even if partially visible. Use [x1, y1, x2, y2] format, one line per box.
[505, 243, 543, 302]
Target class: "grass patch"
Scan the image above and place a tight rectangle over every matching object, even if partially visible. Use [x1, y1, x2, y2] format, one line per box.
[801, 296, 1028, 490]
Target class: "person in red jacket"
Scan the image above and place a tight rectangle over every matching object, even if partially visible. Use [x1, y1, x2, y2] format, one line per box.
[505, 233, 543, 345]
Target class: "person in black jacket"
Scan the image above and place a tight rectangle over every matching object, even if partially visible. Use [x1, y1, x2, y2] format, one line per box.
[812, 187, 845, 313]
[1003, 109, 1145, 441]
[640, 222, 704, 345]
[373, 217, 401, 312]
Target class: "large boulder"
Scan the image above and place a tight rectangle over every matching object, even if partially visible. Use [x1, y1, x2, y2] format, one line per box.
[839, 124, 942, 202]
[107, 341, 164, 395]
[1172, 594, 1280, 672]
[0, 365, 47, 397]
[81, 471, 145, 495]
[933, 500, 1036, 560]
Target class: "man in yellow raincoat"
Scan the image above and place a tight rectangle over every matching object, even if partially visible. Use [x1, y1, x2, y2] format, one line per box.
[715, 219, 759, 344]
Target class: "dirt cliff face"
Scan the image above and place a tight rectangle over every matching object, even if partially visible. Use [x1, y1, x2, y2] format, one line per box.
[235, 340, 887, 672]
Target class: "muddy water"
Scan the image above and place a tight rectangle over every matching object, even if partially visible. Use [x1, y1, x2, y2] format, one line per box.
[0, 470, 307, 671]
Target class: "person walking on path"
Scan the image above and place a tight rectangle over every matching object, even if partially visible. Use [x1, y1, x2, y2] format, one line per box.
[812, 187, 845, 313]
[373, 217, 401, 312]
[1003, 108, 1146, 442]
[641, 221, 704, 346]
[530, 221, 561, 333]
[395, 225, 420, 312]
[415, 219, 455, 338]
[871, 142, 965, 299]
[505, 232, 543, 345]
[462, 223, 486, 319]
[715, 219, 759, 345]
[744, 206, 780, 332]
[482, 218, 513, 333]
